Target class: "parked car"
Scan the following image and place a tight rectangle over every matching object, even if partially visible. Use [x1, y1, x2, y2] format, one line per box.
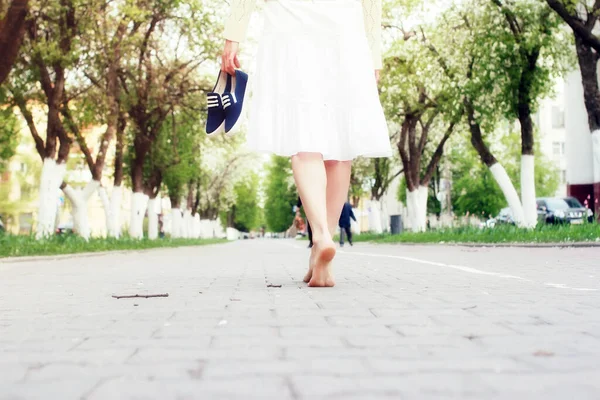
[563, 196, 595, 223]
[536, 197, 589, 225]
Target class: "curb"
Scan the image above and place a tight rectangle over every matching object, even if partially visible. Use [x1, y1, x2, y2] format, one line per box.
[0, 241, 228, 264]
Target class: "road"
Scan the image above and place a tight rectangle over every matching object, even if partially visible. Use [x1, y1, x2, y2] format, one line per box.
[1, 240, 599, 399]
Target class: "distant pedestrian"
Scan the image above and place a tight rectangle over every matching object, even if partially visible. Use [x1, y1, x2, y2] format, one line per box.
[339, 202, 356, 247]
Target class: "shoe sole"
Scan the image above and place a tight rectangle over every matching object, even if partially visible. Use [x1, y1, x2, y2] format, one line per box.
[225, 75, 249, 137]
[207, 120, 225, 137]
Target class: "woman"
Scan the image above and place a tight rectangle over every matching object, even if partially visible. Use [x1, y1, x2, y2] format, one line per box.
[222, 0, 392, 287]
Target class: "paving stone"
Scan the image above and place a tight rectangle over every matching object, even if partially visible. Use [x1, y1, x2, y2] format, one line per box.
[1, 240, 599, 399]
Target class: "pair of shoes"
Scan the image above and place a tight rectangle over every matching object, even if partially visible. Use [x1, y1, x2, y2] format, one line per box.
[206, 70, 249, 136]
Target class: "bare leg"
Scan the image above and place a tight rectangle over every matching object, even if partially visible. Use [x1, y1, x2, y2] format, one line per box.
[325, 160, 352, 238]
[291, 153, 336, 287]
[301, 159, 352, 286]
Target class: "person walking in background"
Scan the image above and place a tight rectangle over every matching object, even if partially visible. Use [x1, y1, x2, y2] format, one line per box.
[221, 0, 392, 286]
[339, 202, 356, 247]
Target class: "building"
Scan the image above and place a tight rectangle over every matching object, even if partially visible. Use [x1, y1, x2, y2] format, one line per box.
[536, 80, 568, 197]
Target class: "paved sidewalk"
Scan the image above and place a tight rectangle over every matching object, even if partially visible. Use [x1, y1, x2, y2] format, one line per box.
[1, 240, 599, 399]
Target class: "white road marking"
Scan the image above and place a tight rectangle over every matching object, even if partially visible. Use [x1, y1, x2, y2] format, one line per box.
[339, 249, 533, 282]
[545, 283, 599, 292]
[282, 241, 599, 291]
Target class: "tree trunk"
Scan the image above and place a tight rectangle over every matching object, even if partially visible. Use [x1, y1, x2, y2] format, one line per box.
[102, 116, 126, 238]
[0, 0, 28, 85]
[129, 192, 148, 239]
[517, 111, 537, 227]
[466, 100, 498, 168]
[516, 46, 539, 229]
[192, 213, 201, 238]
[406, 186, 428, 232]
[62, 180, 100, 240]
[183, 209, 192, 238]
[171, 207, 183, 238]
[98, 185, 122, 238]
[183, 185, 195, 238]
[466, 99, 526, 226]
[489, 163, 525, 226]
[36, 158, 66, 239]
[520, 154, 537, 228]
[575, 36, 600, 218]
[147, 196, 160, 240]
[170, 194, 182, 238]
[368, 199, 383, 234]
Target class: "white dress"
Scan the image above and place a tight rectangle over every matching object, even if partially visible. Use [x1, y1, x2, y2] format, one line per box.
[245, 0, 392, 161]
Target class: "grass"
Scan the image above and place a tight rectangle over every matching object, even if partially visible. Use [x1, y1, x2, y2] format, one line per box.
[0, 234, 226, 259]
[348, 223, 600, 245]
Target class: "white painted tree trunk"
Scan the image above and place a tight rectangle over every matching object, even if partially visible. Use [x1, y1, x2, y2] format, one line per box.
[62, 180, 100, 240]
[98, 187, 111, 238]
[200, 219, 211, 239]
[129, 192, 149, 239]
[110, 186, 123, 238]
[520, 155, 537, 228]
[171, 208, 183, 238]
[379, 200, 389, 233]
[368, 200, 383, 233]
[147, 198, 160, 240]
[183, 209, 194, 238]
[226, 227, 239, 240]
[98, 186, 123, 238]
[406, 186, 428, 232]
[193, 214, 201, 238]
[99, 185, 123, 238]
[489, 163, 525, 227]
[36, 159, 67, 239]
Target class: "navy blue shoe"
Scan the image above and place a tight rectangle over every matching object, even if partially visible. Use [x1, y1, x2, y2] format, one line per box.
[205, 71, 232, 136]
[223, 70, 249, 136]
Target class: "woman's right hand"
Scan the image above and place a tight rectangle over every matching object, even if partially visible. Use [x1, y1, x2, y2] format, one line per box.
[222, 40, 241, 75]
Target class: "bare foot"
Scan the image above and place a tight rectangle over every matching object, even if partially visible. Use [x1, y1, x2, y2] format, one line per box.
[303, 253, 313, 283]
[303, 247, 319, 283]
[307, 239, 336, 287]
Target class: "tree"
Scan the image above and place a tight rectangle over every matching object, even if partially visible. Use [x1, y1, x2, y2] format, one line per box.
[381, 13, 462, 231]
[196, 139, 249, 222]
[222, 173, 260, 232]
[546, 0, 600, 218]
[160, 107, 202, 239]
[69, 0, 130, 238]
[8, 0, 85, 238]
[264, 156, 296, 233]
[118, 0, 220, 238]
[0, 0, 28, 85]
[450, 129, 560, 218]
[487, 0, 567, 227]
[0, 107, 19, 171]
[426, 1, 571, 228]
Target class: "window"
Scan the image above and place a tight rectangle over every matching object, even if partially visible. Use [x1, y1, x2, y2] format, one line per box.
[553, 142, 561, 156]
[561, 170, 567, 183]
[551, 106, 565, 128]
